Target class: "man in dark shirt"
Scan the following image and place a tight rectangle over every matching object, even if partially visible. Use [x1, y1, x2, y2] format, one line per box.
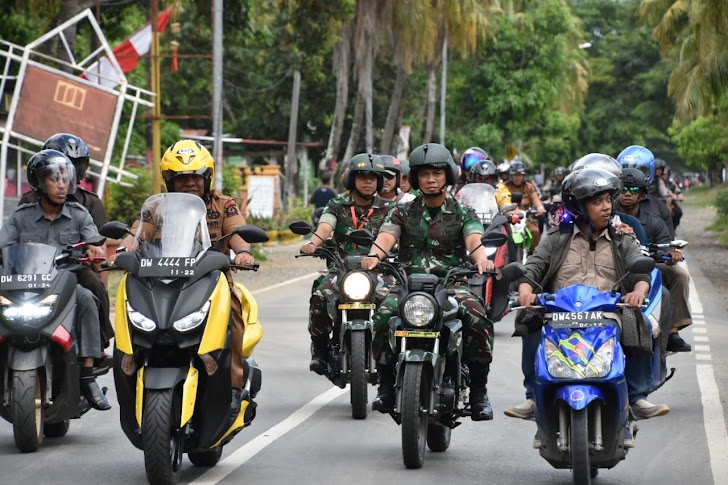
[309, 171, 337, 209]
[19, 134, 113, 353]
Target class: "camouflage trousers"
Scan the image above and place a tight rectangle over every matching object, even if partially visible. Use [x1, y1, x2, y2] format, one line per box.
[372, 281, 494, 366]
[309, 272, 335, 337]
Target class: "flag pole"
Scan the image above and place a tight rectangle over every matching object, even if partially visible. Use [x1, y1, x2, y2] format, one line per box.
[151, 0, 162, 192]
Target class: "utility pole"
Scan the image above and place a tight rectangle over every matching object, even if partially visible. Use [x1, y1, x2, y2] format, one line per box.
[151, 0, 162, 191]
[285, 69, 301, 207]
[212, 0, 224, 191]
[439, 33, 447, 145]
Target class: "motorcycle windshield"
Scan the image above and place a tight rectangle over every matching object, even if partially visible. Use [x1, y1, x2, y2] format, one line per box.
[134, 193, 211, 258]
[456, 184, 499, 225]
[1, 243, 58, 275]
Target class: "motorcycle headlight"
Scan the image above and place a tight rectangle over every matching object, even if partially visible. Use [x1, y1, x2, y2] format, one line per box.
[126, 302, 156, 332]
[341, 271, 373, 301]
[173, 301, 211, 332]
[1, 294, 57, 321]
[401, 294, 437, 328]
[544, 337, 614, 379]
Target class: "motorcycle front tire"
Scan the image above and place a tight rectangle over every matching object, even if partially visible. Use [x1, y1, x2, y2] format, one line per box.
[401, 363, 429, 469]
[11, 370, 44, 452]
[349, 331, 368, 420]
[143, 388, 182, 485]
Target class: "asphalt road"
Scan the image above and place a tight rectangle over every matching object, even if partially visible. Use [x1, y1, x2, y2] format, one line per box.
[0, 247, 726, 485]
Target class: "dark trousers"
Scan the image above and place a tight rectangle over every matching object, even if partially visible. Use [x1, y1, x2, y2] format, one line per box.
[76, 265, 113, 350]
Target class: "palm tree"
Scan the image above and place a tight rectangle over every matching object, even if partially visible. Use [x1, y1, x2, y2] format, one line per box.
[639, 0, 728, 119]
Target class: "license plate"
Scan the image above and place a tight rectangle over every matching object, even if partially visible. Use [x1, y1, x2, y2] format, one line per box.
[338, 303, 376, 310]
[394, 330, 440, 338]
[0, 273, 52, 290]
[550, 311, 605, 329]
[138, 257, 196, 277]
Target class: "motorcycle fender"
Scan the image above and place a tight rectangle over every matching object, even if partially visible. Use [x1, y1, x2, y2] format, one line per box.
[554, 385, 605, 411]
[114, 273, 133, 355]
[8, 346, 47, 371]
[198, 275, 231, 355]
[144, 367, 189, 389]
[236, 283, 264, 358]
[342, 319, 371, 332]
[444, 319, 463, 356]
[180, 367, 199, 427]
[401, 349, 438, 367]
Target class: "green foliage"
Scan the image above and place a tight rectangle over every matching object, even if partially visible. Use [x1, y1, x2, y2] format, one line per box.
[715, 189, 728, 219]
[222, 165, 241, 200]
[668, 116, 728, 174]
[282, 196, 313, 228]
[106, 167, 153, 226]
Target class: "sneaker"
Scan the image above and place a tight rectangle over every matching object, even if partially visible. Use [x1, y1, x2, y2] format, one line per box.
[631, 399, 670, 419]
[623, 426, 635, 448]
[667, 333, 691, 352]
[504, 399, 536, 420]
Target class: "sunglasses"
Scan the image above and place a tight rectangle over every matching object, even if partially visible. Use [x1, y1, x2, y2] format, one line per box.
[621, 186, 641, 195]
[383, 173, 396, 180]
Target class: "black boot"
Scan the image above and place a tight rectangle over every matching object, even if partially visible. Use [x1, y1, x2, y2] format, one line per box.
[230, 387, 244, 422]
[469, 363, 493, 421]
[372, 363, 395, 413]
[309, 335, 329, 375]
[80, 376, 111, 411]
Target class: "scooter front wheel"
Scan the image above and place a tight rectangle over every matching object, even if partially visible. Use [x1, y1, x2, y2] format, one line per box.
[570, 407, 592, 485]
[11, 370, 44, 452]
[143, 388, 183, 485]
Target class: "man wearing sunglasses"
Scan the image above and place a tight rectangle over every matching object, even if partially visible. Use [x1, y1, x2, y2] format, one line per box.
[617, 168, 692, 353]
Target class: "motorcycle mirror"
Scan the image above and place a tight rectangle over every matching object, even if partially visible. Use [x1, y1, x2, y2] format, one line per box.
[86, 235, 107, 247]
[481, 231, 508, 248]
[500, 262, 526, 283]
[349, 229, 374, 247]
[233, 225, 270, 244]
[671, 239, 688, 249]
[99, 221, 133, 240]
[289, 220, 313, 235]
[625, 256, 655, 274]
[510, 192, 523, 204]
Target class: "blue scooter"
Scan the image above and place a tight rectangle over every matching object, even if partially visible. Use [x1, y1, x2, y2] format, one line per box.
[511, 257, 655, 484]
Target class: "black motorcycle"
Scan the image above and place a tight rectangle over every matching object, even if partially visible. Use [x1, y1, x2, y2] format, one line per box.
[351, 229, 522, 468]
[0, 238, 108, 452]
[290, 220, 387, 419]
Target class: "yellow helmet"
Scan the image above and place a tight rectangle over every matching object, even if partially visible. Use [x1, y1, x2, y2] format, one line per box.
[160, 139, 215, 194]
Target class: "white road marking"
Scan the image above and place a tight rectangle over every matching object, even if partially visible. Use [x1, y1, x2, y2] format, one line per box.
[190, 386, 348, 485]
[688, 270, 728, 484]
[694, 345, 711, 352]
[694, 336, 709, 342]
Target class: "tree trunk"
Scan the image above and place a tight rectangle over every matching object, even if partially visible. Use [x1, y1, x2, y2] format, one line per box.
[423, 65, 438, 143]
[343, 91, 365, 166]
[322, 23, 352, 169]
[381, 64, 408, 155]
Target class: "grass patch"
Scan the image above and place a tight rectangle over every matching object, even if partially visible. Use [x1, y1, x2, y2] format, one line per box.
[682, 186, 721, 207]
[107, 270, 123, 309]
[708, 216, 728, 246]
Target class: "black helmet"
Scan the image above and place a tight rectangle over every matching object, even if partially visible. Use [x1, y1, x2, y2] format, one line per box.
[554, 166, 567, 177]
[561, 168, 620, 222]
[408, 143, 458, 190]
[572, 153, 622, 178]
[621, 168, 648, 191]
[508, 161, 528, 175]
[380, 154, 401, 189]
[42, 133, 90, 184]
[654, 158, 666, 169]
[342, 153, 386, 192]
[27, 149, 77, 196]
[469, 160, 498, 184]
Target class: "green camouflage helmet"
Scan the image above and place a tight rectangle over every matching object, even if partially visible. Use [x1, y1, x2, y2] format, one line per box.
[343, 153, 386, 192]
[408, 143, 458, 190]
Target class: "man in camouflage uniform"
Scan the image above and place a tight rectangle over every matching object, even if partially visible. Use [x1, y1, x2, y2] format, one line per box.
[362, 143, 497, 421]
[300, 154, 393, 374]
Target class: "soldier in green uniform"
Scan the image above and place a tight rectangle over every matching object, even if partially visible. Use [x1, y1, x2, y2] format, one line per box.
[362, 143, 497, 420]
[299, 154, 394, 374]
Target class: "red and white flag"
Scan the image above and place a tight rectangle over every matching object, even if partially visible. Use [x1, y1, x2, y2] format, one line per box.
[83, 8, 171, 88]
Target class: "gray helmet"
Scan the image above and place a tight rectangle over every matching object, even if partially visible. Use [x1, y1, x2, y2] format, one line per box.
[561, 167, 620, 222]
[572, 153, 622, 178]
[379, 154, 401, 189]
[469, 160, 498, 184]
[408, 143, 458, 189]
[399, 158, 410, 178]
[342, 153, 386, 192]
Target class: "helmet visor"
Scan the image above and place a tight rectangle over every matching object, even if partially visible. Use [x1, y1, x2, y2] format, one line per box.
[462, 153, 485, 171]
[38, 163, 77, 195]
